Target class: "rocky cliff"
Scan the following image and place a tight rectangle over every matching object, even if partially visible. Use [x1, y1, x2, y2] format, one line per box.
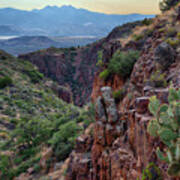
[65, 5, 180, 180]
[19, 21, 144, 106]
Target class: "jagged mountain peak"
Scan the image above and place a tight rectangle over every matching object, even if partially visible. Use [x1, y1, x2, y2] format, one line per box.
[0, 6, 154, 37]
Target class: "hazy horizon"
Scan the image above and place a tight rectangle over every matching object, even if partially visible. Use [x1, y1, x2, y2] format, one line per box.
[0, 0, 160, 15]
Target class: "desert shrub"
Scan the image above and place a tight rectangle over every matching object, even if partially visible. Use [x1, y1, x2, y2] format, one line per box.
[177, 32, 180, 40]
[12, 117, 52, 148]
[24, 69, 43, 83]
[0, 76, 13, 89]
[0, 155, 14, 179]
[99, 69, 110, 81]
[142, 18, 153, 26]
[113, 88, 126, 103]
[108, 50, 140, 79]
[158, 28, 165, 33]
[49, 121, 83, 160]
[159, 0, 179, 12]
[13, 156, 40, 177]
[145, 29, 154, 37]
[141, 163, 162, 180]
[33, 163, 41, 173]
[148, 88, 180, 177]
[150, 70, 168, 88]
[132, 34, 144, 41]
[2, 107, 16, 116]
[77, 103, 95, 127]
[165, 28, 177, 37]
[96, 50, 104, 67]
[166, 38, 179, 48]
[63, 168, 68, 176]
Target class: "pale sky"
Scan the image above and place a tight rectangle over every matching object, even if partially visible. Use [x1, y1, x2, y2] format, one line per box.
[0, 0, 160, 14]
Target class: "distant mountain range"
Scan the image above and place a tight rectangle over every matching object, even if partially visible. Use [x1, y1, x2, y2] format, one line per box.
[0, 5, 154, 36]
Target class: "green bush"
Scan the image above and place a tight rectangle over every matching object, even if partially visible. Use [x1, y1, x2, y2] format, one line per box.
[166, 38, 180, 48]
[159, 0, 179, 12]
[49, 121, 83, 160]
[77, 103, 95, 127]
[33, 163, 41, 173]
[150, 70, 168, 88]
[99, 69, 110, 81]
[0, 155, 14, 179]
[177, 32, 180, 40]
[13, 156, 40, 177]
[96, 50, 104, 67]
[113, 88, 126, 103]
[12, 117, 52, 148]
[141, 163, 162, 180]
[0, 76, 13, 89]
[132, 34, 144, 41]
[2, 107, 16, 116]
[142, 18, 153, 26]
[158, 28, 165, 33]
[108, 50, 140, 79]
[148, 88, 180, 177]
[145, 29, 154, 37]
[165, 28, 177, 37]
[24, 69, 43, 83]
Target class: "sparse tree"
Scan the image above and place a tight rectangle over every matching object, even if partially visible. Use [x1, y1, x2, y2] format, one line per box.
[159, 0, 179, 12]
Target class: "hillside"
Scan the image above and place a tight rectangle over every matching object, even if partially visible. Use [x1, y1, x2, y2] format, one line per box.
[0, 50, 95, 180]
[0, 6, 154, 36]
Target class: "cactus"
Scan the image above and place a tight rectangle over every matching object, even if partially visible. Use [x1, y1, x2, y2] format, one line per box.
[148, 88, 180, 177]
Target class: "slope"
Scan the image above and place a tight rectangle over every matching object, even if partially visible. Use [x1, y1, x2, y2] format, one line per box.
[0, 50, 95, 180]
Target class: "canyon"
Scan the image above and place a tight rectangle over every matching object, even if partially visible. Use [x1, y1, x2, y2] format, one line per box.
[1, 2, 180, 180]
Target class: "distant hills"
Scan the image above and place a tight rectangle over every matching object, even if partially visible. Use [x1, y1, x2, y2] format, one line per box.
[0, 36, 99, 55]
[0, 5, 154, 36]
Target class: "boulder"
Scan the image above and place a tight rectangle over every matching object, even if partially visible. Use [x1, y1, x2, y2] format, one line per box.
[101, 87, 118, 123]
[154, 42, 175, 69]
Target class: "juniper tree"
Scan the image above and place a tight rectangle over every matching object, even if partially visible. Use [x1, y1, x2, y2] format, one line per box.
[159, 0, 179, 12]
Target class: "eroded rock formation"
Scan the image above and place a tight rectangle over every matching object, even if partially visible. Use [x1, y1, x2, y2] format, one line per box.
[19, 21, 143, 106]
[65, 6, 180, 180]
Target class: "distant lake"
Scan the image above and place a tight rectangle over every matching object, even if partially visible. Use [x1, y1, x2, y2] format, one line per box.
[0, 36, 18, 40]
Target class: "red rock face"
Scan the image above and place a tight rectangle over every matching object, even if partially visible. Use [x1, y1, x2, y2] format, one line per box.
[18, 21, 143, 106]
[19, 39, 121, 107]
[65, 12, 180, 180]
[91, 74, 124, 103]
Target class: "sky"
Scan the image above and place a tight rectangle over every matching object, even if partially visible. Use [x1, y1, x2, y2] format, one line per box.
[0, 0, 160, 14]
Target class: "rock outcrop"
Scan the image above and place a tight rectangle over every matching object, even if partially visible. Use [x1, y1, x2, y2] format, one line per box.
[19, 21, 144, 106]
[154, 42, 175, 69]
[65, 5, 180, 180]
